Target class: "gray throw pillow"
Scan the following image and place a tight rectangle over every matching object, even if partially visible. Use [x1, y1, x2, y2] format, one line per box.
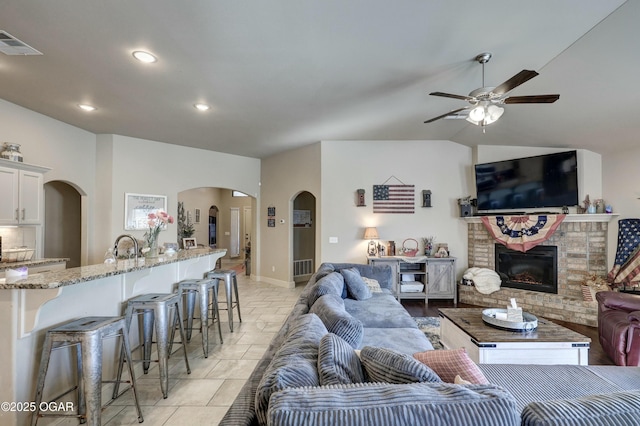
[309, 294, 363, 349]
[307, 271, 345, 307]
[360, 346, 441, 384]
[255, 313, 328, 426]
[341, 267, 372, 300]
[318, 333, 365, 385]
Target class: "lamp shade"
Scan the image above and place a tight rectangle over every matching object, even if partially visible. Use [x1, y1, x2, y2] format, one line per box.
[363, 227, 379, 240]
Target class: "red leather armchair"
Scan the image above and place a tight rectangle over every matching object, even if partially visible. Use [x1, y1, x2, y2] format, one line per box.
[596, 291, 640, 366]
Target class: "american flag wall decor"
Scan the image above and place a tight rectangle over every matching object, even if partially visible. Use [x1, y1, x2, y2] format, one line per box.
[373, 183, 415, 214]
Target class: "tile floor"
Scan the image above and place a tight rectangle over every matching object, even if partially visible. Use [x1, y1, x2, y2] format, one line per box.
[44, 263, 304, 426]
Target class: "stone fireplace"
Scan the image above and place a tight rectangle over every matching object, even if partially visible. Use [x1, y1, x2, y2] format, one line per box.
[460, 216, 613, 326]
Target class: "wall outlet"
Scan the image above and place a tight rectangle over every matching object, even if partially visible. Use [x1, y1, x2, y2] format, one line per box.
[329, 237, 338, 244]
[272, 266, 275, 272]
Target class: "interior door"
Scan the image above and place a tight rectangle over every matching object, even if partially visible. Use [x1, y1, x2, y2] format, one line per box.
[230, 207, 240, 257]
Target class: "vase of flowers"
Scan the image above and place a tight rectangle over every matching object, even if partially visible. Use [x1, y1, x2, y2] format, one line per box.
[143, 210, 174, 258]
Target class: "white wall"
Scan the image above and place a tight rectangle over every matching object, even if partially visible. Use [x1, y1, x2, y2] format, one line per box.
[0, 100, 262, 265]
[321, 140, 473, 277]
[93, 134, 261, 264]
[603, 146, 640, 269]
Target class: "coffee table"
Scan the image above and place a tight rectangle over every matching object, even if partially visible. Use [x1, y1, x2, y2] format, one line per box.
[438, 308, 591, 365]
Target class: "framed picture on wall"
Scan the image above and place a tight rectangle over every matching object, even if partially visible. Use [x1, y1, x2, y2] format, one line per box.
[194, 208, 201, 223]
[183, 238, 197, 249]
[124, 193, 167, 230]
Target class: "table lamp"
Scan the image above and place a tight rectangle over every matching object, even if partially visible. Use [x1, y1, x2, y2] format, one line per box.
[363, 227, 379, 256]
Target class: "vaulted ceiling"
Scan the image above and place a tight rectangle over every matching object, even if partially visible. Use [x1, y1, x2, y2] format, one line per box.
[0, 1, 635, 159]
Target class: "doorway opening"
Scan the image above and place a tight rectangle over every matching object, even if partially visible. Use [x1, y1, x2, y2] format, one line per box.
[44, 181, 82, 268]
[293, 191, 316, 283]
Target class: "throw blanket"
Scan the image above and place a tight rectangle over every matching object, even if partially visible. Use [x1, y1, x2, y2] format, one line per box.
[481, 215, 565, 253]
[463, 267, 501, 294]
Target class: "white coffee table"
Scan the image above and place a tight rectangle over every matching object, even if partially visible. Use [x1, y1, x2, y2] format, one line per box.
[438, 308, 591, 365]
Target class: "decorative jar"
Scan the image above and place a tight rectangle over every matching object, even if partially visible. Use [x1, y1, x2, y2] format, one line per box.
[1, 143, 23, 162]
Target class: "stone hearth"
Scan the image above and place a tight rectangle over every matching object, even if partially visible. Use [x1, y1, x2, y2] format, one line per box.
[461, 215, 614, 327]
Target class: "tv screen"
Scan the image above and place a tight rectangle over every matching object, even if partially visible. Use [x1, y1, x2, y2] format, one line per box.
[474, 151, 578, 211]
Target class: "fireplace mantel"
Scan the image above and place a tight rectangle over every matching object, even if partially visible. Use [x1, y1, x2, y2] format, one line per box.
[463, 213, 618, 224]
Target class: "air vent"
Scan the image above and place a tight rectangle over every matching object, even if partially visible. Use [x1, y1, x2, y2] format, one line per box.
[0, 31, 42, 55]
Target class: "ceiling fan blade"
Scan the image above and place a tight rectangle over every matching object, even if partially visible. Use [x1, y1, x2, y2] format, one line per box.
[424, 107, 468, 123]
[492, 70, 539, 95]
[429, 92, 475, 102]
[504, 94, 560, 104]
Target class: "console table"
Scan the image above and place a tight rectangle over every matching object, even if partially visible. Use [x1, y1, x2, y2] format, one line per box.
[368, 256, 456, 304]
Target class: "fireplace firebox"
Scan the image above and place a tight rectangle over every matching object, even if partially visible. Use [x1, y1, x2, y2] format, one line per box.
[495, 244, 558, 294]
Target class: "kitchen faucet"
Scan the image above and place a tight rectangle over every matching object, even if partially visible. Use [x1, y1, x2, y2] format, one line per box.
[113, 234, 139, 259]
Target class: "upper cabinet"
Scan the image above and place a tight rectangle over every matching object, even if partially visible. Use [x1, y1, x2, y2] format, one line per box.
[0, 159, 50, 225]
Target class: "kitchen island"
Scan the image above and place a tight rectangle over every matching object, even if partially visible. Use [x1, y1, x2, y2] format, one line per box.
[0, 247, 226, 425]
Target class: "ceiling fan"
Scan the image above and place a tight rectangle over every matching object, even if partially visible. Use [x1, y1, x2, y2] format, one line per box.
[424, 52, 559, 126]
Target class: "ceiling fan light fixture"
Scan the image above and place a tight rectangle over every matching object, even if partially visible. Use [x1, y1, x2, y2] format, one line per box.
[468, 105, 485, 122]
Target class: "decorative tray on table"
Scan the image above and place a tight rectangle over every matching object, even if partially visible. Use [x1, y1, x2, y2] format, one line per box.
[482, 308, 538, 332]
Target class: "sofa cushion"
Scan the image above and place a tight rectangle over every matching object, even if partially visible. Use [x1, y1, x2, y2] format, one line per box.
[307, 272, 345, 307]
[318, 333, 365, 386]
[344, 293, 418, 328]
[254, 313, 328, 426]
[309, 294, 363, 348]
[521, 390, 640, 426]
[360, 327, 433, 354]
[340, 267, 373, 300]
[267, 382, 520, 426]
[360, 346, 441, 384]
[414, 348, 488, 384]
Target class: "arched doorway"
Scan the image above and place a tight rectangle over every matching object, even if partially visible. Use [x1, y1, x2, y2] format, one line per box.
[292, 191, 316, 283]
[44, 181, 82, 267]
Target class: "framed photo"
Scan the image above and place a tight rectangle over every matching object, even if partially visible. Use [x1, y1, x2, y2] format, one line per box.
[183, 238, 197, 249]
[124, 193, 167, 230]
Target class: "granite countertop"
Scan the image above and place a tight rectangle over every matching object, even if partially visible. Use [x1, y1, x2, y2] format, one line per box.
[0, 248, 226, 290]
[0, 258, 69, 272]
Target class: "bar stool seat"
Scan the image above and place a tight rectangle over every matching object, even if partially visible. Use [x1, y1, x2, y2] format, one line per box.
[32, 316, 143, 426]
[114, 293, 191, 399]
[176, 278, 223, 358]
[207, 269, 242, 332]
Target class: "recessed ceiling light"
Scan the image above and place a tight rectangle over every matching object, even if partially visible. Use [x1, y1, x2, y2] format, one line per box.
[194, 103, 211, 111]
[132, 50, 157, 63]
[78, 104, 97, 112]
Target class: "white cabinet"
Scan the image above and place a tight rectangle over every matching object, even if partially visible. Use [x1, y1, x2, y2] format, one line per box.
[0, 160, 48, 225]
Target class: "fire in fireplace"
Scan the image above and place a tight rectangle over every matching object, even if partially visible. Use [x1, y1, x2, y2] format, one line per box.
[495, 244, 558, 294]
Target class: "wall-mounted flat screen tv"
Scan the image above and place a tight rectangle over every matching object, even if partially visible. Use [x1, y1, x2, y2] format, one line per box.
[474, 151, 578, 211]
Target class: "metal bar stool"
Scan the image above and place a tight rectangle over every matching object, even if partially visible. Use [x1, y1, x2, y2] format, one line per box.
[31, 316, 143, 426]
[114, 293, 191, 399]
[176, 278, 223, 358]
[207, 269, 242, 332]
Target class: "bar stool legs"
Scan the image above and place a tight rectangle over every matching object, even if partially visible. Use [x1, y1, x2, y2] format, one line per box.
[114, 293, 190, 399]
[207, 269, 242, 332]
[177, 278, 223, 358]
[31, 316, 143, 426]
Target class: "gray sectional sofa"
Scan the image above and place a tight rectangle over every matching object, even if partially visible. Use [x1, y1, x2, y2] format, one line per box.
[221, 262, 640, 426]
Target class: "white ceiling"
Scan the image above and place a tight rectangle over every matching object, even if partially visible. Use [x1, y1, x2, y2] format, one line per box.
[0, 1, 635, 159]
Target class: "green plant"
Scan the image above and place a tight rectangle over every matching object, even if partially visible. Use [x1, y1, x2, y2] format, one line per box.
[177, 202, 195, 243]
